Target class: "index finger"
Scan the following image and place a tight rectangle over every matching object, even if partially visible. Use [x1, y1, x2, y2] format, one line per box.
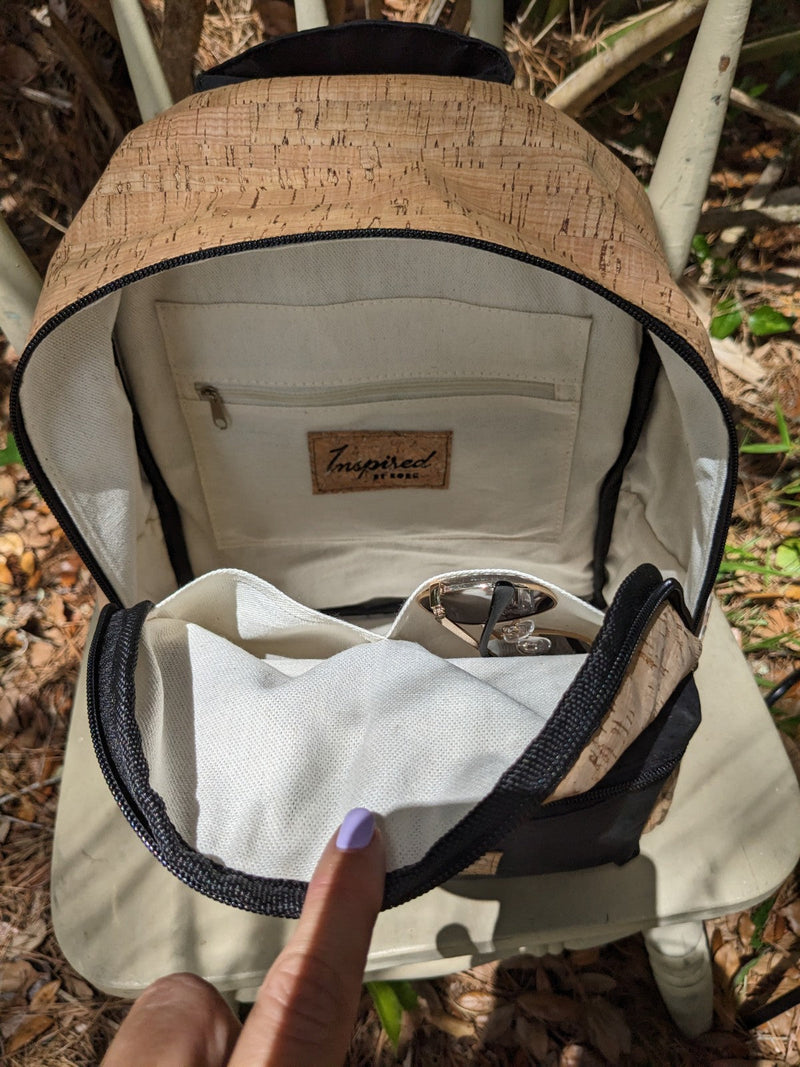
[229, 809, 385, 1066]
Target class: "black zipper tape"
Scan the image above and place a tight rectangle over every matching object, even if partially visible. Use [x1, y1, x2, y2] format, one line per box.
[11, 229, 737, 625]
[592, 331, 662, 608]
[112, 341, 194, 589]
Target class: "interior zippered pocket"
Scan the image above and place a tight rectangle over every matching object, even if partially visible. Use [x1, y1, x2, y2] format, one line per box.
[180, 379, 582, 552]
[193, 376, 567, 429]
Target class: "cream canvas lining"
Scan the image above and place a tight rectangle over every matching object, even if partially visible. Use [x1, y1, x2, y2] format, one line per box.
[137, 568, 603, 880]
[18, 237, 729, 614]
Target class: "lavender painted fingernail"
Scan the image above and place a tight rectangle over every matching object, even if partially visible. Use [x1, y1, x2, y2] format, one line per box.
[336, 808, 375, 851]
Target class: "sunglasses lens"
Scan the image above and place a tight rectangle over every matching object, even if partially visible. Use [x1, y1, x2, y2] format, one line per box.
[438, 586, 556, 625]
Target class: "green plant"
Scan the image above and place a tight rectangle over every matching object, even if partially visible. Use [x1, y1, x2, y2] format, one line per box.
[691, 235, 737, 283]
[740, 404, 800, 457]
[365, 980, 419, 1049]
[0, 432, 22, 467]
[710, 298, 794, 340]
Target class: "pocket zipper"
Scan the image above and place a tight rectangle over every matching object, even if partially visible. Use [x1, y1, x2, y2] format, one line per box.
[194, 376, 563, 429]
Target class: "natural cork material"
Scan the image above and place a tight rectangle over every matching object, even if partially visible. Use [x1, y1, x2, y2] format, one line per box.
[30, 74, 715, 384]
[546, 603, 702, 803]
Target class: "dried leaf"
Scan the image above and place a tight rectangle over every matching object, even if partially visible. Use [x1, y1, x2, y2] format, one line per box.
[583, 998, 631, 1061]
[515, 1014, 550, 1059]
[12, 918, 48, 954]
[15, 795, 37, 822]
[559, 1044, 604, 1067]
[578, 972, 618, 994]
[568, 947, 601, 967]
[780, 900, 800, 935]
[479, 1002, 515, 1045]
[28, 641, 53, 668]
[63, 974, 95, 1001]
[517, 990, 580, 1024]
[427, 1011, 474, 1039]
[0, 472, 16, 503]
[0, 533, 25, 557]
[762, 911, 787, 945]
[737, 913, 756, 944]
[714, 941, 745, 986]
[0, 960, 38, 995]
[5, 1013, 53, 1054]
[456, 990, 499, 1014]
[29, 979, 60, 1010]
[19, 550, 36, 576]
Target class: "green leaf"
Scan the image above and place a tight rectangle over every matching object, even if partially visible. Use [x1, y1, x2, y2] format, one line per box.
[733, 954, 762, 990]
[775, 403, 793, 449]
[750, 894, 777, 951]
[740, 442, 793, 454]
[0, 433, 23, 467]
[392, 980, 419, 1012]
[692, 234, 712, 263]
[748, 305, 794, 337]
[366, 982, 404, 1048]
[775, 539, 800, 575]
[710, 298, 743, 339]
[710, 310, 743, 339]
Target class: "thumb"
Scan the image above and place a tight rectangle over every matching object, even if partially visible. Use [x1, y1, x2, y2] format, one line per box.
[229, 809, 385, 1066]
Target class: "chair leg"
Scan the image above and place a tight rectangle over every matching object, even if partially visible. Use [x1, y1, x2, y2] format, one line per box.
[643, 921, 713, 1037]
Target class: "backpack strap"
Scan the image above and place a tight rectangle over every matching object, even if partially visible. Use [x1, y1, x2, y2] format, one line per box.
[195, 21, 514, 91]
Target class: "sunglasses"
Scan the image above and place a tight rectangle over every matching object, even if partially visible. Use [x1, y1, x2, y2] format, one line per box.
[416, 573, 595, 657]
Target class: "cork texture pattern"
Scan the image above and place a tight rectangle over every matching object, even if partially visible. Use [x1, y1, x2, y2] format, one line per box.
[30, 75, 714, 382]
[546, 603, 702, 803]
[308, 430, 452, 493]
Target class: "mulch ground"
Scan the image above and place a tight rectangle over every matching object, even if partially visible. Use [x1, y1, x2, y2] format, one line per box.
[2, 1, 800, 1062]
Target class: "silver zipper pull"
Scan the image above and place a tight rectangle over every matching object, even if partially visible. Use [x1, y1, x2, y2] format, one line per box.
[195, 383, 229, 429]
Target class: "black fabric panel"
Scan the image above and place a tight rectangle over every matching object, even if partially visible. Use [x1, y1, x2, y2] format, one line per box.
[592, 331, 662, 608]
[112, 343, 194, 589]
[195, 22, 514, 90]
[491, 675, 701, 876]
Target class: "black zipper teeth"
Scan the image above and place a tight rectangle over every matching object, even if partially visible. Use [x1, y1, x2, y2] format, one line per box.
[545, 756, 680, 812]
[11, 229, 737, 624]
[86, 604, 274, 908]
[85, 607, 163, 860]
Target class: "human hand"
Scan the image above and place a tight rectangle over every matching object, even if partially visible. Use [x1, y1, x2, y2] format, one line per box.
[101, 808, 385, 1066]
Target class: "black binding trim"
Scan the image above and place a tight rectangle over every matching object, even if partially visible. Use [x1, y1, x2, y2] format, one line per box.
[112, 343, 194, 589]
[195, 22, 515, 91]
[592, 331, 661, 608]
[87, 561, 696, 917]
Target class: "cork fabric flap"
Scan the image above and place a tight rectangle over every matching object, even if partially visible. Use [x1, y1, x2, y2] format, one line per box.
[31, 75, 713, 363]
[546, 602, 701, 802]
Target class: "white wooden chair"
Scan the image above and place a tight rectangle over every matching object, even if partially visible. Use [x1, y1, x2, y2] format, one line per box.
[7, 0, 799, 1040]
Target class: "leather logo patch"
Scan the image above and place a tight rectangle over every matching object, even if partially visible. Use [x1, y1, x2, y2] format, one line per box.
[308, 431, 451, 494]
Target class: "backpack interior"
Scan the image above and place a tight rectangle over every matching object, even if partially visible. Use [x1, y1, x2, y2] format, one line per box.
[18, 235, 730, 619]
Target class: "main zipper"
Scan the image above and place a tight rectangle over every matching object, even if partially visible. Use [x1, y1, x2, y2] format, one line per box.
[10, 229, 738, 624]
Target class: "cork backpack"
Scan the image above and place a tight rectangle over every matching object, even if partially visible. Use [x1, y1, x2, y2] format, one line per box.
[11, 23, 735, 917]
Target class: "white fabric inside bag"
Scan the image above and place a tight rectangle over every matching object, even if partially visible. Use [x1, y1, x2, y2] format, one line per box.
[135, 569, 601, 880]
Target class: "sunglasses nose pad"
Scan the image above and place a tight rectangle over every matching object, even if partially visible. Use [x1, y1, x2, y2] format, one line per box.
[477, 581, 516, 657]
[497, 619, 537, 642]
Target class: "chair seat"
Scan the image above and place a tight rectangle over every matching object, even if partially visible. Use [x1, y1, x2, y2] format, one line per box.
[52, 598, 800, 999]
